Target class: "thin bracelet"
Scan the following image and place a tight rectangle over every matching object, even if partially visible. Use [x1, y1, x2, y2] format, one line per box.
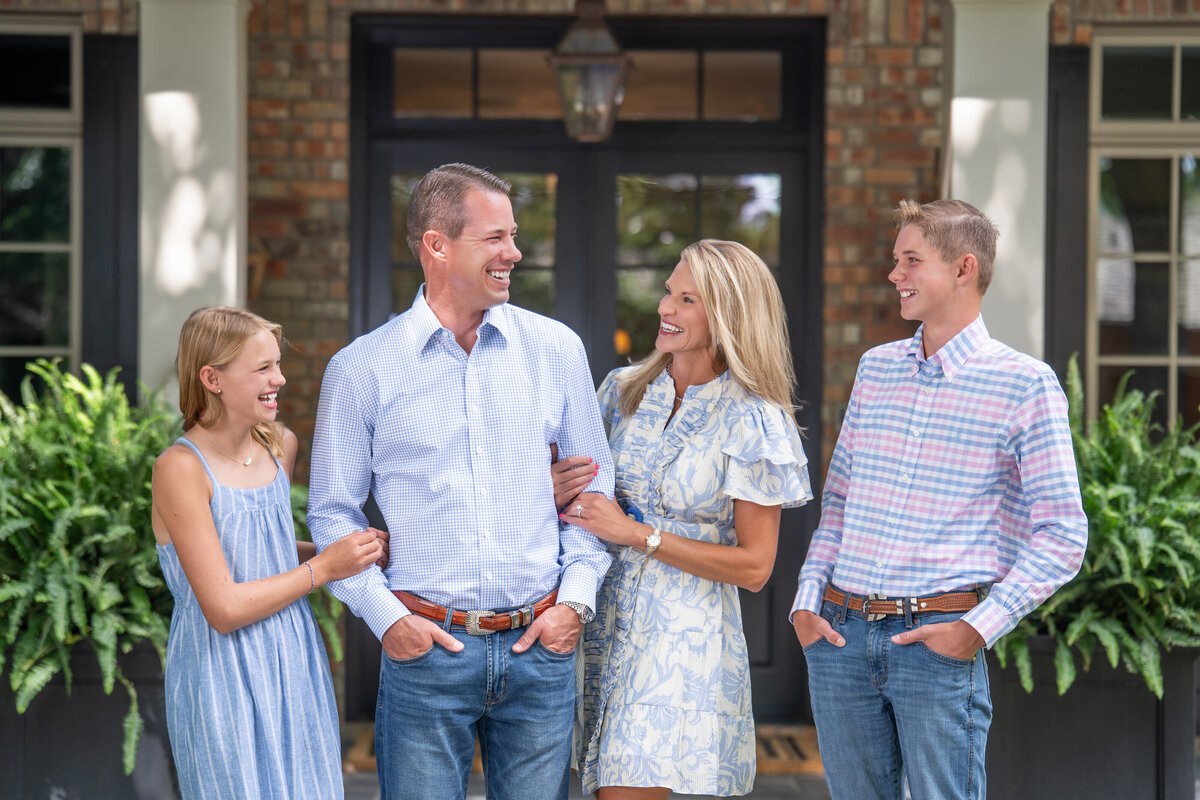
[305, 561, 315, 594]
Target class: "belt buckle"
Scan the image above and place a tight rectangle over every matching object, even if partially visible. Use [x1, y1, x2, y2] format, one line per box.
[863, 593, 887, 622]
[465, 610, 496, 636]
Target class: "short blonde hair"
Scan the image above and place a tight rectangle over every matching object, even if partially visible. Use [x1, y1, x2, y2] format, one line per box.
[894, 198, 999, 294]
[176, 306, 286, 457]
[615, 240, 800, 426]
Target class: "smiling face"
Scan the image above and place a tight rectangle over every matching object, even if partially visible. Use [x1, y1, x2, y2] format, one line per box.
[889, 223, 964, 326]
[655, 260, 712, 359]
[434, 188, 522, 320]
[212, 329, 285, 426]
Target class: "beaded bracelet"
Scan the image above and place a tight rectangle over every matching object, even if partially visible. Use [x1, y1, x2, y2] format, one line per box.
[305, 561, 315, 594]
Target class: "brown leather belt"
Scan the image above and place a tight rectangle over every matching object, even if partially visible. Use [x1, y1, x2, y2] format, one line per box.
[393, 589, 558, 635]
[823, 585, 981, 621]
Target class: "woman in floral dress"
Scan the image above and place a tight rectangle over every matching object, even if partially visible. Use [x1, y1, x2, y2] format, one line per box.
[557, 240, 812, 798]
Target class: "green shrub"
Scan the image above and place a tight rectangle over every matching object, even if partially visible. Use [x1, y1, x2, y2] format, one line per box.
[992, 355, 1200, 698]
[0, 359, 345, 774]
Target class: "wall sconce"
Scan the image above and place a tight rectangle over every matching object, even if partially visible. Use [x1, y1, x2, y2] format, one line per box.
[548, 0, 630, 142]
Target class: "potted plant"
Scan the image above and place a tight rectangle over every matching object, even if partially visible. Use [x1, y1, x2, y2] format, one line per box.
[986, 356, 1200, 799]
[0, 359, 347, 796]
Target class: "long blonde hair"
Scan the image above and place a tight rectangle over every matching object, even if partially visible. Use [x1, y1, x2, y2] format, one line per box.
[615, 240, 800, 425]
[176, 306, 286, 457]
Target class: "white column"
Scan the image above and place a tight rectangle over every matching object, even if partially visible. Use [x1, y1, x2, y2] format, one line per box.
[139, 0, 248, 397]
[948, 0, 1052, 359]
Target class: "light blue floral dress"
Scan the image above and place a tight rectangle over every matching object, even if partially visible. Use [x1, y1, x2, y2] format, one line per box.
[575, 368, 812, 796]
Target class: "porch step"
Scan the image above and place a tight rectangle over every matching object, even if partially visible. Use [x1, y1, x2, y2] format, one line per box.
[345, 723, 824, 777]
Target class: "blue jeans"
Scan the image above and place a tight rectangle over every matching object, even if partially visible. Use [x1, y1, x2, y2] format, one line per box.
[802, 598, 992, 800]
[376, 624, 576, 800]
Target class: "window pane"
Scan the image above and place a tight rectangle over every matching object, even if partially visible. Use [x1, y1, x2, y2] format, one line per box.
[1181, 155, 1200, 256]
[510, 269, 554, 316]
[1179, 261, 1200, 356]
[393, 48, 472, 118]
[1100, 46, 1172, 121]
[616, 267, 671, 364]
[479, 49, 560, 120]
[0, 251, 70, 346]
[703, 51, 781, 122]
[1098, 365, 1168, 431]
[1096, 260, 1168, 355]
[699, 174, 781, 266]
[1179, 366, 1200, 428]
[0, 357, 35, 402]
[503, 173, 556, 268]
[1096, 157, 1170, 254]
[390, 173, 422, 265]
[391, 267, 424, 315]
[0, 34, 71, 111]
[0, 147, 71, 243]
[616, 174, 698, 267]
[1182, 47, 1200, 121]
[619, 51, 698, 121]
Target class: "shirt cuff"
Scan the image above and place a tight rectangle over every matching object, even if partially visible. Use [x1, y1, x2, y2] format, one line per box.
[361, 586, 411, 642]
[789, 579, 826, 622]
[556, 564, 598, 613]
[961, 598, 1014, 648]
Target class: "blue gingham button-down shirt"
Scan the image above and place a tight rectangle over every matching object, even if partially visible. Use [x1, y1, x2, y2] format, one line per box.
[307, 289, 614, 641]
[792, 317, 1088, 646]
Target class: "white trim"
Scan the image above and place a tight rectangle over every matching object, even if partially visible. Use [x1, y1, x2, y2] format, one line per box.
[0, 16, 82, 134]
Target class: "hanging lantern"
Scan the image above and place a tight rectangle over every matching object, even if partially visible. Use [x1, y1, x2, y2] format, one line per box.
[548, 0, 631, 142]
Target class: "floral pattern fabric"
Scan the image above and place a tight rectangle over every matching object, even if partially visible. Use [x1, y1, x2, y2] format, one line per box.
[574, 368, 812, 796]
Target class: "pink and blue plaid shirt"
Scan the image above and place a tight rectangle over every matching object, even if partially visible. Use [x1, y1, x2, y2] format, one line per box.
[792, 316, 1087, 646]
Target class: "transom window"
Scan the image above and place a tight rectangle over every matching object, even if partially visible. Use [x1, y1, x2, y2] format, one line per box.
[1088, 32, 1200, 428]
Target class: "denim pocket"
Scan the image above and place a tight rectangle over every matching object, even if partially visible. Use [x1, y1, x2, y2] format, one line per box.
[534, 640, 578, 659]
[917, 642, 974, 667]
[801, 637, 830, 655]
[383, 644, 436, 666]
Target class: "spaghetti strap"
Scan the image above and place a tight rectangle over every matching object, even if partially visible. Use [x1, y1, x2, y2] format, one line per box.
[175, 436, 217, 484]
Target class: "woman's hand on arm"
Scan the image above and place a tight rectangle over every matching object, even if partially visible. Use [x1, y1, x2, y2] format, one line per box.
[153, 446, 382, 634]
[549, 443, 598, 512]
[564, 493, 781, 592]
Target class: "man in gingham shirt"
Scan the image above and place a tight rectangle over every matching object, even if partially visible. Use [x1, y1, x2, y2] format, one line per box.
[308, 163, 613, 800]
[791, 199, 1087, 800]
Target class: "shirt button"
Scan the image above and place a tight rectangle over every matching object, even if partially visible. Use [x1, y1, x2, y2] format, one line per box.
[480, 487, 488, 496]
[485, 572, 493, 581]
[899, 473, 910, 482]
[912, 428, 921, 437]
[475, 446, 484, 455]
[481, 530, 490, 538]
[876, 561, 884, 568]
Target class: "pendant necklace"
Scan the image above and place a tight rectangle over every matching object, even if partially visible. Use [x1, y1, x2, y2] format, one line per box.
[201, 432, 254, 467]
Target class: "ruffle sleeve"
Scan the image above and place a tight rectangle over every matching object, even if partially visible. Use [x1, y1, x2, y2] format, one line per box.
[596, 368, 627, 436]
[719, 398, 814, 508]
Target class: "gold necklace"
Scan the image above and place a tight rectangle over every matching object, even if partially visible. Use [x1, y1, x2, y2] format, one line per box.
[199, 432, 254, 467]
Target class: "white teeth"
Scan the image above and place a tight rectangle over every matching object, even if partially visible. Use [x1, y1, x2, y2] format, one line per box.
[900, 290, 916, 298]
[488, 270, 510, 280]
[661, 322, 683, 333]
[259, 393, 277, 401]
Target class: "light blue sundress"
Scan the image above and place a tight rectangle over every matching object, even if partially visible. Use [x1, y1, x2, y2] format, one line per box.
[575, 368, 813, 796]
[157, 437, 343, 800]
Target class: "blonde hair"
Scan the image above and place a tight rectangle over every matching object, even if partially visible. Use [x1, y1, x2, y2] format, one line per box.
[894, 198, 1000, 294]
[176, 306, 286, 457]
[615, 239, 800, 426]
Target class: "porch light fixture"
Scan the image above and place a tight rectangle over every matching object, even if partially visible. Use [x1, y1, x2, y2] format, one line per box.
[548, 0, 630, 142]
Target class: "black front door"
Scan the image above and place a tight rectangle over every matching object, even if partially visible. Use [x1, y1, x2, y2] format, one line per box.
[347, 14, 825, 725]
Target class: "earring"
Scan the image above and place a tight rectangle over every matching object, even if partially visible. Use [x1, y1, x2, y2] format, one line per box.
[216, 389, 222, 394]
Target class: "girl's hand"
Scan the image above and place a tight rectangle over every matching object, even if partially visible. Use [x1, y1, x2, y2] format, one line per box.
[549, 443, 598, 512]
[315, 530, 383, 583]
[367, 526, 390, 570]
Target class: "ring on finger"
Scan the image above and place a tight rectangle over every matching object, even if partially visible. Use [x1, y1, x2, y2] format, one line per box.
[575, 504, 585, 519]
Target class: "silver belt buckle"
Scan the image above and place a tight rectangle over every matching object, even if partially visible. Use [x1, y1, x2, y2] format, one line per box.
[863, 593, 887, 622]
[465, 610, 495, 635]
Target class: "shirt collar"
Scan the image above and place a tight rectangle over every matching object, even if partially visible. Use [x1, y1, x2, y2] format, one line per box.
[408, 285, 510, 349]
[904, 315, 990, 382]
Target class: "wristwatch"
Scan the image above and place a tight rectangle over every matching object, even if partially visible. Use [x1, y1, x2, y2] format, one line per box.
[560, 600, 594, 623]
[643, 527, 662, 558]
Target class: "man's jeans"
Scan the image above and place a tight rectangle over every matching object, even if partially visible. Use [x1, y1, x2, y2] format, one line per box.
[803, 599, 992, 800]
[376, 625, 576, 800]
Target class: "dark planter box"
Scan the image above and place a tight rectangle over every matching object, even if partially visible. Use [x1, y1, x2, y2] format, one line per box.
[987, 637, 1198, 800]
[0, 640, 179, 799]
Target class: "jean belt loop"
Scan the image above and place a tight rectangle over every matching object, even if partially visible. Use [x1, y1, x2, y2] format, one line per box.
[442, 606, 454, 632]
[903, 596, 914, 629]
[836, 586, 851, 624]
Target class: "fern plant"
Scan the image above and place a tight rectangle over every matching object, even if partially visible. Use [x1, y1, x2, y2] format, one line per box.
[992, 355, 1200, 698]
[0, 359, 347, 775]
[0, 359, 177, 774]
